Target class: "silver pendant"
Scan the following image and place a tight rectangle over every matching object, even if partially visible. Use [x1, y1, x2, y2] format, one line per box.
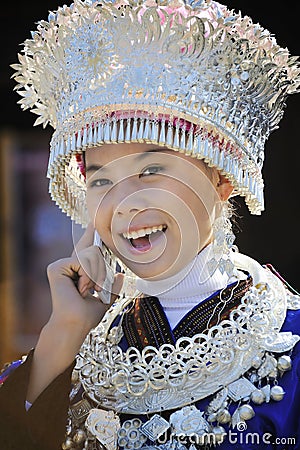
[231, 408, 242, 429]
[238, 404, 255, 421]
[70, 398, 92, 425]
[118, 418, 147, 449]
[85, 408, 120, 450]
[140, 414, 170, 442]
[261, 384, 271, 403]
[251, 355, 263, 369]
[277, 355, 292, 372]
[207, 388, 228, 414]
[257, 354, 277, 378]
[211, 426, 227, 444]
[227, 377, 256, 402]
[270, 385, 285, 401]
[263, 332, 300, 353]
[250, 389, 266, 405]
[216, 409, 231, 424]
[170, 405, 209, 436]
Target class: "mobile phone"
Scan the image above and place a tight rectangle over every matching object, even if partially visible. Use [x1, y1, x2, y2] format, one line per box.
[93, 231, 115, 304]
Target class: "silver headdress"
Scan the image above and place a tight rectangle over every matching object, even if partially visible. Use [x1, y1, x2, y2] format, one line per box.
[12, 0, 300, 225]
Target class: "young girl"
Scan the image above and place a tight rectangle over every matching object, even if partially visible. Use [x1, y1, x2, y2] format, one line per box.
[1, 1, 300, 449]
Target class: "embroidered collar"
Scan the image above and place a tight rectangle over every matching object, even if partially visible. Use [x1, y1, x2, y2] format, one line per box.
[123, 276, 253, 351]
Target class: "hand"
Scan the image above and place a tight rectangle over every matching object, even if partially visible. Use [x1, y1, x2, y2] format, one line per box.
[47, 223, 124, 332]
[26, 225, 124, 404]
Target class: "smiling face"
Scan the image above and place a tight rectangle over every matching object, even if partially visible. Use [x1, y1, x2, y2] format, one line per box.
[86, 142, 232, 280]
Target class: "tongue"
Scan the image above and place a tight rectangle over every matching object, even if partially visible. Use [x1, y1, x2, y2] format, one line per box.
[131, 235, 151, 249]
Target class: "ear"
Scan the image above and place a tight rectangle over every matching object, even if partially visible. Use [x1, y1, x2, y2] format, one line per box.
[216, 174, 234, 201]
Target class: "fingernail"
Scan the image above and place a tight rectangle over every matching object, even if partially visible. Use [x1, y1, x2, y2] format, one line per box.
[80, 286, 88, 297]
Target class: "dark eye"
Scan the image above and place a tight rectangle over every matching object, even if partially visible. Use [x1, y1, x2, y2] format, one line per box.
[89, 178, 112, 187]
[140, 165, 164, 177]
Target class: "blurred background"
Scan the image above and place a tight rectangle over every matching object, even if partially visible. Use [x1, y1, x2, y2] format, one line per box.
[0, 0, 299, 366]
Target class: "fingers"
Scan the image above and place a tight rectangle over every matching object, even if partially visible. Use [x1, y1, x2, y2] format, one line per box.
[75, 246, 107, 297]
[71, 222, 95, 257]
[49, 238, 124, 308]
[48, 246, 107, 296]
[76, 250, 126, 303]
[71, 223, 108, 296]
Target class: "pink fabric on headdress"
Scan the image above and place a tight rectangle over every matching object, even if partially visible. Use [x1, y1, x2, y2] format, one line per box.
[75, 113, 196, 179]
[76, 153, 86, 179]
[111, 111, 193, 130]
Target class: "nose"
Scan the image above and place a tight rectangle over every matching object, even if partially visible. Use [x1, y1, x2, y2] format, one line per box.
[110, 179, 148, 217]
[115, 193, 147, 217]
[116, 206, 139, 216]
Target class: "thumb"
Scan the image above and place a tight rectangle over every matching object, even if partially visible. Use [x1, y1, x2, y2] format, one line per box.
[72, 222, 95, 257]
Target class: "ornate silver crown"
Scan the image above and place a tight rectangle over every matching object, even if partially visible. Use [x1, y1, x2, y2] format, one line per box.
[12, 0, 300, 224]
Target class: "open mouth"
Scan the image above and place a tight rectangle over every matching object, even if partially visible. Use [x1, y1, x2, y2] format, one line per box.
[122, 224, 167, 252]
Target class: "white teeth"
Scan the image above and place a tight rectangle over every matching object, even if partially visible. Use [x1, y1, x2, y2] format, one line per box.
[122, 224, 166, 240]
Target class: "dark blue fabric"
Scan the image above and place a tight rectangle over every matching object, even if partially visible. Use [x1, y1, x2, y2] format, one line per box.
[117, 307, 300, 449]
[194, 308, 300, 449]
[222, 308, 300, 450]
[0, 359, 23, 385]
[196, 309, 300, 449]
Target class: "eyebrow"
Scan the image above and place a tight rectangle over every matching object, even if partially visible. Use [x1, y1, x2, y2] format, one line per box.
[85, 147, 167, 173]
[86, 164, 105, 173]
[135, 147, 168, 160]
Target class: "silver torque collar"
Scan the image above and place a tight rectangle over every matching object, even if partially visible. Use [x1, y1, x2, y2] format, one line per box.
[77, 254, 299, 414]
